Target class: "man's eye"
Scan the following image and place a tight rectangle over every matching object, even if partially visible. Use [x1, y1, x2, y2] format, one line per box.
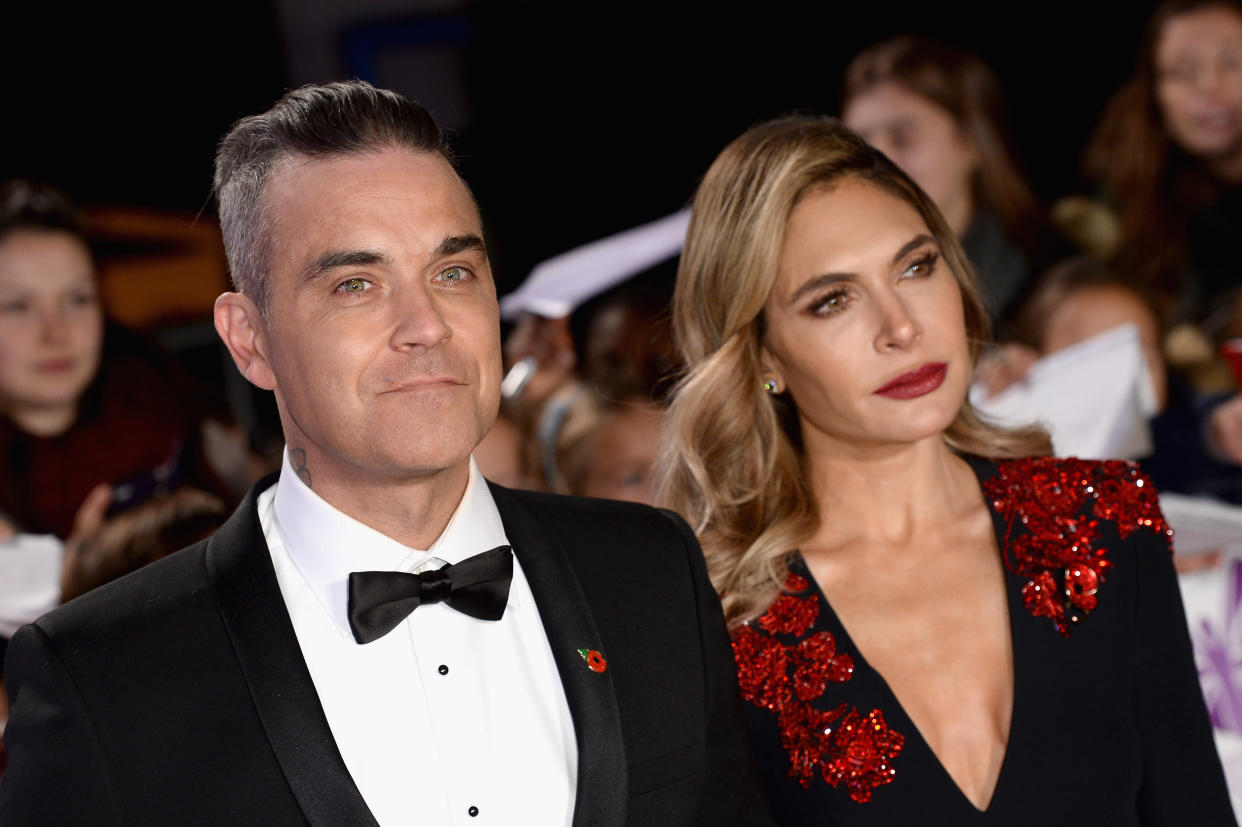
[337, 278, 369, 294]
[437, 266, 469, 283]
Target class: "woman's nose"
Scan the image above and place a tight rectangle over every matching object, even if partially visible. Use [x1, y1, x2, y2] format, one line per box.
[38, 306, 70, 343]
[874, 295, 922, 351]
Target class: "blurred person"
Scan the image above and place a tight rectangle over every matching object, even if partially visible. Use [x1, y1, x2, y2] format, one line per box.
[843, 36, 1068, 333]
[471, 411, 528, 489]
[500, 214, 686, 481]
[1087, 0, 1242, 332]
[1009, 258, 1169, 410]
[660, 115, 1233, 823]
[1013, 257, 1242, 504]
[549, 387, 664, 504]
[0, 81, 768, 825]
[58, 486, 227, 603]
[0, 180, 217, 539]
[504, 260, 682, 496]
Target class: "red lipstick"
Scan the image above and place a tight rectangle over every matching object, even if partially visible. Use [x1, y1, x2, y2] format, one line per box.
[873, 362, 947, 399]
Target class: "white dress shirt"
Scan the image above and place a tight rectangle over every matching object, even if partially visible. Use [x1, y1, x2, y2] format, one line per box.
[259, 450, 577, 826]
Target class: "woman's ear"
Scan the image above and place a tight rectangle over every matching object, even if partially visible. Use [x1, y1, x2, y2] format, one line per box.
[214, 292, 277, 391]
[759, 343, 786, 395]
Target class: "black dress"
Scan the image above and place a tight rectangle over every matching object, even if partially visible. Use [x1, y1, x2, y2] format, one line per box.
[734, 456, 1236, 825]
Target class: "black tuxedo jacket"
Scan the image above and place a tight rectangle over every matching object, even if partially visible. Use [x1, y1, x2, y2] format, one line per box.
[0, 477, 770, 825]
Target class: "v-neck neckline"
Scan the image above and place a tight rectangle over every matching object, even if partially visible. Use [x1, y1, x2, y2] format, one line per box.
[792, 456, 1023, 816]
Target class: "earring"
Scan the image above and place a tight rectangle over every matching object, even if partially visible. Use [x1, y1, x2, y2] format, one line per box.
[763, 378, 779, 395]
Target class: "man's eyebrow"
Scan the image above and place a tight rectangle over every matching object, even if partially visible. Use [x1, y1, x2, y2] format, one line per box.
[301, 250, 388, 284]
[432, 234, 487, 260]
[787, 234, 937, 305]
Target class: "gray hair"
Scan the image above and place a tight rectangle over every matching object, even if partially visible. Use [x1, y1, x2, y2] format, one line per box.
[213, 80, 451, 313]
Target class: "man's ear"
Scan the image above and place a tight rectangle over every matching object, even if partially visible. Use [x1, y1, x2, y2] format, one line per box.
[214, 292, 277, 391]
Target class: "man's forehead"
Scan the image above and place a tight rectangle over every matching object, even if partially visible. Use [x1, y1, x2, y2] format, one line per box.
[263, 148, 484, 248]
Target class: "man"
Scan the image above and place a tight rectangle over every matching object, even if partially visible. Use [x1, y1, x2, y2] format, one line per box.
[0, 82, 768, 825]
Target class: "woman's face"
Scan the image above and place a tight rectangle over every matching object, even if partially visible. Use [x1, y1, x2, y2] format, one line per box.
[0, 229, 104, 419]
[566, 403, 663, 505]
[843, 82, 978, 235]
[761, 178, 971, 456]
[1156, 5, 1242, 161]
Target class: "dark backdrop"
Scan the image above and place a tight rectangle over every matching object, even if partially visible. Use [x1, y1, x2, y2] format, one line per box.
[4, 0, 1156, 298]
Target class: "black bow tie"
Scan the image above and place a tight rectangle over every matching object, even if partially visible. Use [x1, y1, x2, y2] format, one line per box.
[347, 545, 514, 644]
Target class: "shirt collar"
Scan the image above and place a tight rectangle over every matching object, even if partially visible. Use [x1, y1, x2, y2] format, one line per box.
[272, 449, 515, 636]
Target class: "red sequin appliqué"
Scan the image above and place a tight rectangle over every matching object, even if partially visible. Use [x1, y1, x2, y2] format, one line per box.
[984, 457, 1172, 636]
[733, 573, 904, 803]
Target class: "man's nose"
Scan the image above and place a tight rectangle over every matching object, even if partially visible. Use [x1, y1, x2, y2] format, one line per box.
[390, 282, 452, 351]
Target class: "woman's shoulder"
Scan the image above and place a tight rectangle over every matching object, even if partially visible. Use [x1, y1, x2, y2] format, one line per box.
[977, 455, 1174, 637]
[978, 455, 1169, 540]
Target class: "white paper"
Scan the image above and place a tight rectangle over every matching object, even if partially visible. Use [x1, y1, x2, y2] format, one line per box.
[0, 533, 62, 637]
[970, 323, 1155, 460]
[499, 208, 690, 320]
[1161, 493, 1242, 555]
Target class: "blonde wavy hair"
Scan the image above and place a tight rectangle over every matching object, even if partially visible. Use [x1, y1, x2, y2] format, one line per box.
[657, 115, 1051, 628]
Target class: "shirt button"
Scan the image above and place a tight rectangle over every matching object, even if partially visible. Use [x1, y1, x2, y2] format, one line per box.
[438, 664, 449, 675]
[468, 805, 479, 817]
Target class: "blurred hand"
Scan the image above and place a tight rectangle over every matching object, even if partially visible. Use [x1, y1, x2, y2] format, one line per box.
[1209, 394, 1242, 466]
[975, 344, 1040, 397]
[59, 483, 112, 600]
[502, 313, 576, 422]
[1174, 549, 1225, 574]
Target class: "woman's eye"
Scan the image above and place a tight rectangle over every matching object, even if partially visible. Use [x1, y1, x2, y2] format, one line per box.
[1164, 61, 1198, 83]
[903, 252, 939, 279]
[336, 277, 370, 294]
[66, 292, 97, 309]
[437, 266, 470, 284]
[0, 300, 29, 315]
[810, 290, 849, 316]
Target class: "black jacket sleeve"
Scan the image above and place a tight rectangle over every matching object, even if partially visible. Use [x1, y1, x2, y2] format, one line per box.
[1131, 528, 1237, 825]
[661, 508, 775, 826]
[0, 622, 125, 826]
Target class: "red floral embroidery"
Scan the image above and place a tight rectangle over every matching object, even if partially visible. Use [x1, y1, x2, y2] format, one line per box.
[733, 572, 903, 804]
[758, 574, 818, 636]
[985, 457, 1172, 636]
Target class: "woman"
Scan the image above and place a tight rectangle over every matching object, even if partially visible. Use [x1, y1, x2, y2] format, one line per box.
[659, 116, 1233, 823]
[0, 180, 211, 538]
[842, 37, 1066, 333]
[1087, 0, 1242, 331]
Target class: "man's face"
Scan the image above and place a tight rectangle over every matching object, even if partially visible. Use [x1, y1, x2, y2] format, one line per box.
[254, 146, 501, 486]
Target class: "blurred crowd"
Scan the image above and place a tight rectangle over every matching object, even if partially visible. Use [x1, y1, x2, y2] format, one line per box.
[5, 0, 1242, 769]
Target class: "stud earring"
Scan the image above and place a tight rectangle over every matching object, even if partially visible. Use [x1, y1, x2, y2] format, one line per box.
[763, 378, 779, 395]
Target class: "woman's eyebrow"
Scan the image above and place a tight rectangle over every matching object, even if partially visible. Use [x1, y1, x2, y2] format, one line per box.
[787, 234, 935, 306]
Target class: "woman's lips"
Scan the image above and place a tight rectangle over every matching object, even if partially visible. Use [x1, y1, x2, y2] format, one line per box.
[35, 358, 75, 374]
[873, 362, 948, 399]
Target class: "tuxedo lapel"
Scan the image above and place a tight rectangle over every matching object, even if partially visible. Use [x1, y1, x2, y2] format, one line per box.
[489, 483, 628, 827]
[205, 473, 378, 827]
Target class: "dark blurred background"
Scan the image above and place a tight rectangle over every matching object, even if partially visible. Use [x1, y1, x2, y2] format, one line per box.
[3, 0, 1154, 297]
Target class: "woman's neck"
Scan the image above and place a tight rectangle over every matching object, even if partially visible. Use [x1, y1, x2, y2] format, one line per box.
[1204, 143, 1242, 186]
[803, 436, 981, 549]
[7, 403, 77, 437]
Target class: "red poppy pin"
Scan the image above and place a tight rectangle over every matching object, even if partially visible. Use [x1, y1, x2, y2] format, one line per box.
[577, 648, 607, 673]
